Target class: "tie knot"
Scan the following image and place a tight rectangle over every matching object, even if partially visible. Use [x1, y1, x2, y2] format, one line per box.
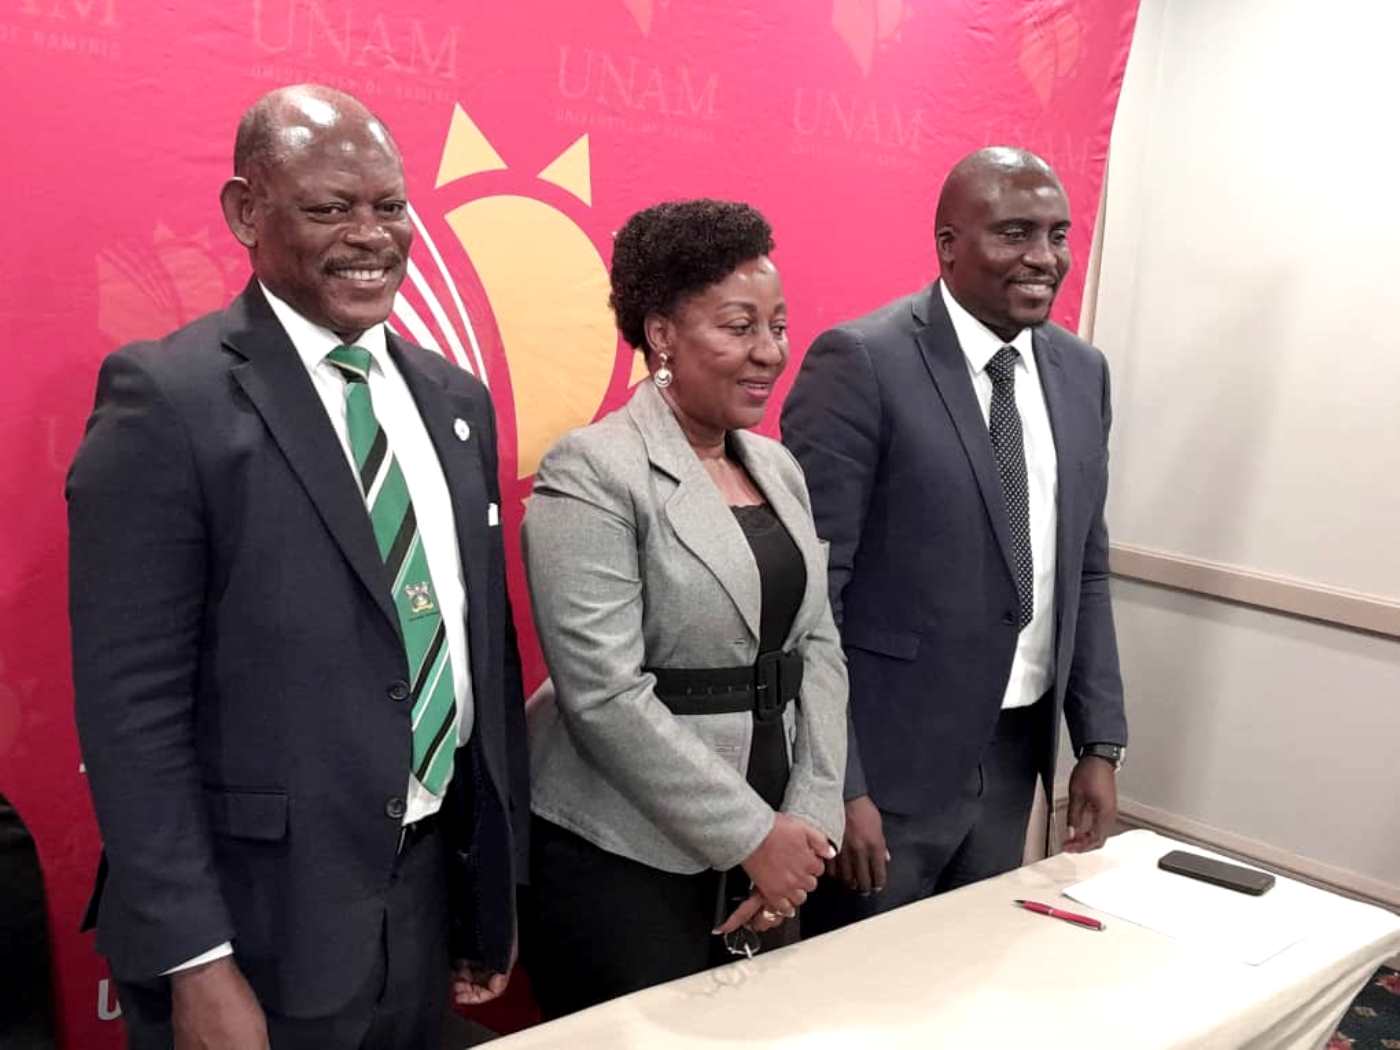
[986, 345, 1019, 384]
[325, 345, 373, 383]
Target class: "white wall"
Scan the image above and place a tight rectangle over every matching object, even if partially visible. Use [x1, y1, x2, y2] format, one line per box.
[1086, 0, 1400, 895]
[1112, 580, 1400, 893]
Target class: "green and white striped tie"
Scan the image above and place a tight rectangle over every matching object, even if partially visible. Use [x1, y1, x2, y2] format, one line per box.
[326, 345, 457, 797]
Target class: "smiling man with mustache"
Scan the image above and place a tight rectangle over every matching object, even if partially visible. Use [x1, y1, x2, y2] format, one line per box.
[68, 85, 527, 1050]
[783, 147, 1128, 937]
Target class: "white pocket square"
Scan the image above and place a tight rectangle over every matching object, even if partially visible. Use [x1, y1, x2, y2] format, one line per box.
[487, 502, 499, 527]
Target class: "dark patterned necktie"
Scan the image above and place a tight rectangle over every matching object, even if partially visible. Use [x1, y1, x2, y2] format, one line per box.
[325, 345, 457, 796]
[986, 346, 1034, 630]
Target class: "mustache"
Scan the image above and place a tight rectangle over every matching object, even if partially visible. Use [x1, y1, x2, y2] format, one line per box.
[323, 255, 403, 272]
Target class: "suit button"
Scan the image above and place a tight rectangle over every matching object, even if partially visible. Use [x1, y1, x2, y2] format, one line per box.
[387, 680, 410, 702]
[385, 797, 406, 820]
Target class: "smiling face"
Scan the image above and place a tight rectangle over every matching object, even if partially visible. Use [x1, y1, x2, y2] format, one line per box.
[646, 255, 789, 440]
[222, 93, 411, 341]
[937, 166, 1071, 342]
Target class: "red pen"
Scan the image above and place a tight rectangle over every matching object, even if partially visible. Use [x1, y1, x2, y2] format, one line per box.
[1013, 898, 1105, 931]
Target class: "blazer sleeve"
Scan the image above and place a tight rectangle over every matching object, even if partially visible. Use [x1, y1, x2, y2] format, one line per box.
[500, 586, 530, 877]
[780, 326, 883, 800]
[68, 349, 233, 979]
[522, 436, 775, 872]
[1062, 353, 1128, 750]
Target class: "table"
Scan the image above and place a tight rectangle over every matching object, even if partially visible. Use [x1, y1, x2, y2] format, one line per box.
[491, 830, 1400, 1049]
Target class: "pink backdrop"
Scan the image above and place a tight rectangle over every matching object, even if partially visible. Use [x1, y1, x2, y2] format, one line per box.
[0, 1, 1137, 1043]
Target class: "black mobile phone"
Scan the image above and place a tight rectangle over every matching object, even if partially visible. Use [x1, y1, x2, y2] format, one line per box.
[1158, 850, 1276, 895]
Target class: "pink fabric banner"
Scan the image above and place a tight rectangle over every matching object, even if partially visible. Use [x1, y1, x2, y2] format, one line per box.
[0, 0, 1137, 1042]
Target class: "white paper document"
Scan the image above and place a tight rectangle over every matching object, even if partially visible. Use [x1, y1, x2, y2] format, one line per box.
[1064, 855, 1329, 965]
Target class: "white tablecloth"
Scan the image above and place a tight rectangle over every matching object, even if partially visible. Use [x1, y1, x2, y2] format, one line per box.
[492, 830, 1400, 1050]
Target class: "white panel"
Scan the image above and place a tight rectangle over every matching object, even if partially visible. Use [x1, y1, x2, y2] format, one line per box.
[1111, 579, 1400, 889]
[1074, 0, 1400, 894]
[1095, 0, 1400, 600]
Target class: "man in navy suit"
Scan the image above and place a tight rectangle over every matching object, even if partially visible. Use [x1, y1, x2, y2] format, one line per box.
[68, 85, 527, 1049]
[783, 147, 1127, 933]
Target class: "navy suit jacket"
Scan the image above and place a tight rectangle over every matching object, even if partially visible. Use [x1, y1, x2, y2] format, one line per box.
[68, 282, 527, 1017]
[781, 281, 1126, 815]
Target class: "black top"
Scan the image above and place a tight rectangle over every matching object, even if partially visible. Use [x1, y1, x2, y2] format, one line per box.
[731, 503, 806, 809]
[732, 503, 807, 655]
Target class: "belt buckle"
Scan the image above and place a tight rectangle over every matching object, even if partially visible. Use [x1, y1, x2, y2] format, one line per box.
[754, 651, 783, 722]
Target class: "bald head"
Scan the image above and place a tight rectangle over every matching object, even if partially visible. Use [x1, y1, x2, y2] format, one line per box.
[933, 146, 1071, 341]
[220, 84, 412, 341]
[934, 147, 1061, 230]
[233, 84, 399, 182]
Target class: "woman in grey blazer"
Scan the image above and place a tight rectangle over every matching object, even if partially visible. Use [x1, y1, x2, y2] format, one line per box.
[521, 200, 847, 1016]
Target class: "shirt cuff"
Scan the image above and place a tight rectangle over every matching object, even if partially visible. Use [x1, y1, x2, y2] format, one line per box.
[162, 942, 233, 975]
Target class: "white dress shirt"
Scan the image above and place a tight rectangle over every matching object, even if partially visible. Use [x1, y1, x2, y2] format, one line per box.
[939, 281, 1058, 709]
[263, 283, 475, 810]
[165, 287, 476, 975]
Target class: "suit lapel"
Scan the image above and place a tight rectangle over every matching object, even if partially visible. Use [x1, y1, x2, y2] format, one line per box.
[913, 284, 1017, 579]
[731, 431, 826, 652]
[389, 335, 493, 681]
[627, 383, 761, 642]
[393, 339, 514, 813]
[223, 284, 399, 632]
[1033, 328, 1073, 647]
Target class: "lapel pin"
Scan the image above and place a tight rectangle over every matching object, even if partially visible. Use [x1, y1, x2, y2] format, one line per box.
[454, 418, 470, 442]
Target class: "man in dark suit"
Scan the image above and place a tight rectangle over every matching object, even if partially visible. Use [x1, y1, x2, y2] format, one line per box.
[782, 147, 1126, 934]
[68, 85, 527, 1049]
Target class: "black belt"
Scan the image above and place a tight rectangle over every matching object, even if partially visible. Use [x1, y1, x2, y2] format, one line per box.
[646, 650, 802, 724]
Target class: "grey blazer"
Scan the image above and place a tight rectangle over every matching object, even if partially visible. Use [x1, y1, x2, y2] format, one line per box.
[522, 381, 847, 875]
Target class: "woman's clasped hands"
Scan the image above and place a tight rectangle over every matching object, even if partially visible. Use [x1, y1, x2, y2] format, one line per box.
[715, 812, 834, 937]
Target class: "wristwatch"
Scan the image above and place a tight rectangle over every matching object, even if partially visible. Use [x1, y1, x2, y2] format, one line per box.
[1077, 742, 1125, 771]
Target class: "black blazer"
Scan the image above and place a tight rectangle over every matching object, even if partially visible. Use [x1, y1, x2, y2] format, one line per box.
[68, 282, 527, 1016]
[782, 281, 1126, 815]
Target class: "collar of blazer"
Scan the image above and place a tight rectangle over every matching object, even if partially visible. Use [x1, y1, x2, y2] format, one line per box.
[218, 280, 490, 643]
[624, 379, 828, 651]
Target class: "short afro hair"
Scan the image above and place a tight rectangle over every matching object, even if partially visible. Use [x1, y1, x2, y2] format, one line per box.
[609, 199, 775, 356]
